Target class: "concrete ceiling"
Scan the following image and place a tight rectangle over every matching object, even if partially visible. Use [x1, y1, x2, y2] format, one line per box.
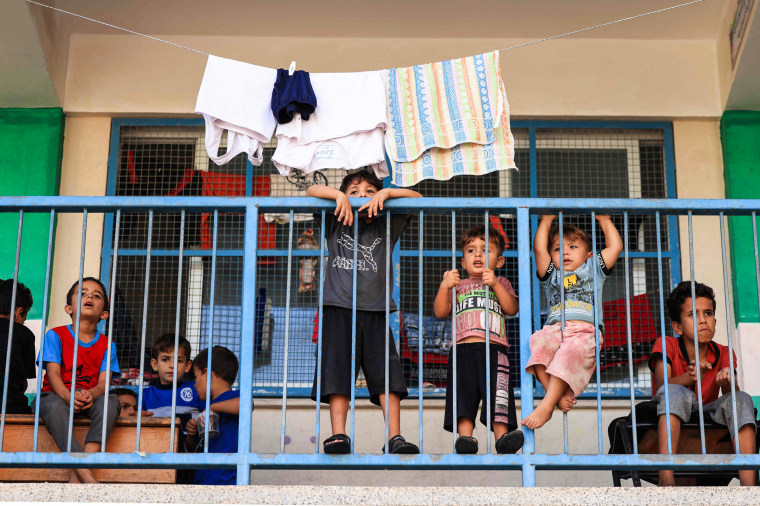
[727, 5, 760, 110]
[1, 0, 750, 109]
[26, 0, 727, 40]
[0, 1, 60, 108]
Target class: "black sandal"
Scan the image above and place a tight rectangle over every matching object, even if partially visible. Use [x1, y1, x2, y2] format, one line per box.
[455, 435, 478, 454]
[323, 433, 351, 454]
[495, 430, 524, 454]
[383, 435, 419, 454]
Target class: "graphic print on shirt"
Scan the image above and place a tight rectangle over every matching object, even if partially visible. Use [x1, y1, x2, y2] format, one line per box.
[544, 262, 594, 317]
[334, 233, 382, 272]
[180, 386, 194, 402]
[454, 283, 506, 341]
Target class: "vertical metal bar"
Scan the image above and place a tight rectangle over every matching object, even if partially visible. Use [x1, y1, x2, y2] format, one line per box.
[417, 211, 424, 453]
[135, 210, 153, 451]
[623, 212, 638, 452]
[280, 211, 294, 454]
[67, 209, 88, 453]
[753, 212, 760, 326]
[590, 212, 603, 454]
[314, 212, 326, 454]
[656, 212, 673, 455]
[33, 210, 56, 452]
[236, 204, 259, 485]
[0, 211, 23, 449]
[719, 213, 740, 453]
[688, 212, 707, 453]
[451, 210, 458, 451]
[350, 211, 358, 452]
[203, 210, 219, 452]
[169, 210, 185, 452]
[484, 212, 492, 454]
[517, 207, 536, 487]
[558, 212, 568, 454]
[384, 212, 391, 454]
[100, 210, 120, 451]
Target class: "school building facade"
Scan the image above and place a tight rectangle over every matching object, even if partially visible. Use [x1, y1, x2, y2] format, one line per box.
[1, 0, 760, 487]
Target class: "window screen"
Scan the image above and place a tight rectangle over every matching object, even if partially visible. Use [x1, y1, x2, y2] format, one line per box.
[105, 122, 675, 397]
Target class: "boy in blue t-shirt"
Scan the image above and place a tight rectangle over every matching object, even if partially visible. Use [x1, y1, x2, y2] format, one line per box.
[142, 334, 201, 417]
[186, 346, 241, 485]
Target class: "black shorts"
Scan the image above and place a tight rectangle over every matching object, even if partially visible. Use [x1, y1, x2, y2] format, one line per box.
[443, 342, 517, 433]
[311, 306, 408, 406]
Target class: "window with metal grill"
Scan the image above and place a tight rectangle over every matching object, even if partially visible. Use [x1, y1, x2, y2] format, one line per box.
[103, 120, 678, 397]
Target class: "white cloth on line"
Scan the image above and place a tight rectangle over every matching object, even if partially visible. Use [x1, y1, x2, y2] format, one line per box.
[275, 70, 387, 144]
[195, 55, 278, 166]
[272, 126, 388, 179]
[272, 70, 388, 177]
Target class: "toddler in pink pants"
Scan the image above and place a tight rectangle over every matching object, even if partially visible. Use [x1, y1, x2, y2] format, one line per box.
[521, 215, 622, 430]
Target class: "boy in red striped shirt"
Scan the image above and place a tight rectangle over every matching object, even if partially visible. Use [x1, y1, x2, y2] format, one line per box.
[36, 277, 120, 483]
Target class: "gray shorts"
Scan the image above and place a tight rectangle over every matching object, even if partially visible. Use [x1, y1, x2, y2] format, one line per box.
[654, 383, 756, 440]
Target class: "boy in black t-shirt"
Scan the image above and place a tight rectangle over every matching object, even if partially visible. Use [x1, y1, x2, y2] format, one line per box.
[307, 170, 421, 455]
[0, 279, 36, 414]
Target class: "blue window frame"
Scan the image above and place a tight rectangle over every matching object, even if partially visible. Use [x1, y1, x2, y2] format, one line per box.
[101, 118, 680, 398]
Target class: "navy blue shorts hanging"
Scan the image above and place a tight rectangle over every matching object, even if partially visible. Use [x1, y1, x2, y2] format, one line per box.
[271, 69, 317, 124]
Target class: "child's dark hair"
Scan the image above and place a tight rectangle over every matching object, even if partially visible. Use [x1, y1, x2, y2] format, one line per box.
[66, 277, 109, 308]
[111, 387, 137, 400]
[461, 225, 505, 256]
[193, 346, 239, 385]
[0, 279, 33, 316]
[667, 281, 717, 324]
[547, 224, 591, 252]
[339, 169, 383, 194]
[152, 333, 192, 360]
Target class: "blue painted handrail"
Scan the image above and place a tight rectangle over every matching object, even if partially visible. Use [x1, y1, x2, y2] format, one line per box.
[0, 195, 758, 487]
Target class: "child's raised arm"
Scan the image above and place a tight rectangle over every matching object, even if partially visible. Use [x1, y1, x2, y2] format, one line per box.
[359, 188, 422, 219]
[533, 215, 555, 278]
[596, 215, 623, 269]
[433, 270, 461, 319]
[307, 184, 353, 226]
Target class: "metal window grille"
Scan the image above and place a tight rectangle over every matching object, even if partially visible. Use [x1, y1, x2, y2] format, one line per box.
[104, 121, 677, 397]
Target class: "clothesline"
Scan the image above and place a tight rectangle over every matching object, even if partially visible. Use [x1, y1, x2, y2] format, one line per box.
[25, 0, 705, 69]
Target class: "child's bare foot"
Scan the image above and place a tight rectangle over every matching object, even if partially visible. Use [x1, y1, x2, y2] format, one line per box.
[68, 470, 81, 483]
[75, 468, 98, 484]
[557, 392, 576, 413]
[658, 471, 676, 487]
[521, 402, 554, 429]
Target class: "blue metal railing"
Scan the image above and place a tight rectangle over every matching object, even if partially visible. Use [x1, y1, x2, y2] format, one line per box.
[0, 195, 758, 487]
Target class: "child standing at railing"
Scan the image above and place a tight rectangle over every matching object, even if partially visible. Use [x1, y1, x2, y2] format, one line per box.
[522, 215, 622, 430]
[307, 169, 422, 455]
[434, 225, 523, 454]
[36, 277, 121, 483]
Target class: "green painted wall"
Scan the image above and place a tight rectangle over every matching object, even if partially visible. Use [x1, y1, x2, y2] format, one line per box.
[721, 111, 760, 324]
[0, 109, 63, 320]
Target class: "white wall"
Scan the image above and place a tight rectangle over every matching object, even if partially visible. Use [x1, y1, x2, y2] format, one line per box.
[250, 398, 637, 487]
[60, 34, 724, 118]
[49, 116, 111, 330]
